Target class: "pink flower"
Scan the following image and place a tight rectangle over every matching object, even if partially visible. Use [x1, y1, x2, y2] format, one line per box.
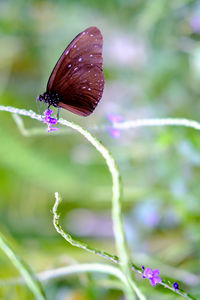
[142, 267, 161, 286]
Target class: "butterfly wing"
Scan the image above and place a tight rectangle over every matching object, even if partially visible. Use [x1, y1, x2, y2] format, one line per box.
[47, 27, 104, 116]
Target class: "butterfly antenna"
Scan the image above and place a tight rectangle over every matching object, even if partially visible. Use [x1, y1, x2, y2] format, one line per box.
[57, 107, 60, 120]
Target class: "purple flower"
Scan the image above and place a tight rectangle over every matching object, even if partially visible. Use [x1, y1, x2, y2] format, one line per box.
[107, 113, 123, 139]
[173, 282, 179, 290]
[43, 109, 58, 133]
[142, 267, 161, 286]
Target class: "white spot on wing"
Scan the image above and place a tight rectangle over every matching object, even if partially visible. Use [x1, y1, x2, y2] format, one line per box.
[90, 34, 94, 37]
[88, 88, 91, 91]
[74, 67, 78, 71]
[78, 57, 82, 62]
[90, 54, 93, 57]
[65, 50, 69, 55]
[68, 64, 71, 68]
[74, 45, 77, 48]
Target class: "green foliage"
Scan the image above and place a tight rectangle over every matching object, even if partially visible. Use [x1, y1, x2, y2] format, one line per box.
[1, 0, 200, 299]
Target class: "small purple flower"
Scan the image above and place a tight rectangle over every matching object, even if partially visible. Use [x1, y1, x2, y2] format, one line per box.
[173, 282, 179, 290]
[43, 109, 58, 133]
[142, 267, 161, 286]
[107, 113, 123, 139]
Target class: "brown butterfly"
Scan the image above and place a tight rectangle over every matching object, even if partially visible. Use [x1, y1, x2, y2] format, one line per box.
[37, 26, 104, 116]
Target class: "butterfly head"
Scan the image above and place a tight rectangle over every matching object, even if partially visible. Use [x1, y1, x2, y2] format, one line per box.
[37, 92, 60, 108]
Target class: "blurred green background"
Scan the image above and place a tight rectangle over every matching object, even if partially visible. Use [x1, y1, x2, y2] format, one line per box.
[1, 0, 200, 299]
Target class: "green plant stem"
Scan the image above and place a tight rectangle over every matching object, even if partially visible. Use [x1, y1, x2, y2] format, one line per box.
[0, 106, 198, 300]
[39, 263, 135, 287]
[0, 233, 46, 300]
[0, 263, 141, 293]
[56, 119, 140, 300]
[0, 262, 196, 300]
[53, 193, 143, 300]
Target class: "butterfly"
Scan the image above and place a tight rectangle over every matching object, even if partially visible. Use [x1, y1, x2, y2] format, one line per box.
[37, 26, 104, 116]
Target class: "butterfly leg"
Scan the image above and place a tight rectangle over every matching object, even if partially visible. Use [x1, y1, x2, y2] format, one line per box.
[57, 107, 60, 120]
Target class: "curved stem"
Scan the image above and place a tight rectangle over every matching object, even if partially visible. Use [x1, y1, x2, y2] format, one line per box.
[0, 233, 46, 300]
[0, 105, 198, 300]
[113, 118, 200, 131]
[0, 263, 141, 294]
[57, 119, 128, 262]
[39, 263, 133, 287]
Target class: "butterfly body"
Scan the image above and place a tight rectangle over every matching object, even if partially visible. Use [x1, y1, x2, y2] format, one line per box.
[37, 92, 60, 107]
[37, 26, 104, 116]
